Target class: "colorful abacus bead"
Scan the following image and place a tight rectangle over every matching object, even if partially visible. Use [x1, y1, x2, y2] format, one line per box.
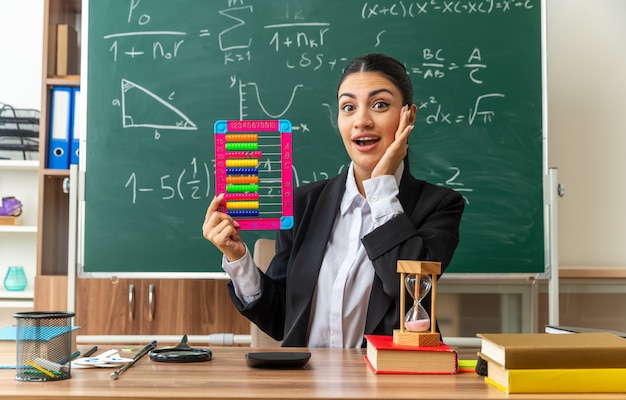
[225, 159, 258, 168]
[225, 134, 258, 142]
[226, 201, 260, 210]
[225, 151, 263, 159]
[227, 210, 259, 217]
[226, 184, 259, 193]
[225, 193, 259, 201]
[226, 168, 258, 175]
[225, 142, 258, 151]
[226, 175, 259, 184]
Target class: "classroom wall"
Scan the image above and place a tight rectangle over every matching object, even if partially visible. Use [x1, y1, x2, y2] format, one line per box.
[0, 0, 43, 327]
[1, 0, 625, 270]
[0, 0, 44, 110]
[547, 0, 626, 268]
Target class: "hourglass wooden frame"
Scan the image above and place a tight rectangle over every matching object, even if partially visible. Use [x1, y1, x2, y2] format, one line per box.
[394, 260, 442, 347]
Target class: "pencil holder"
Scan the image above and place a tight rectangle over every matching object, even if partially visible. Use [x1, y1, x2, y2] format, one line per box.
[13, 311, 75, 381]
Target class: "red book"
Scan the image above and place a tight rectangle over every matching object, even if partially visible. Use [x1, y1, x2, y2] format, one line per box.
[364, 334, 458, 374]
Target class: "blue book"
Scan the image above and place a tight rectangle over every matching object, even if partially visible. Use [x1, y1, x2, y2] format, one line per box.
[0, 325, 80, 341]
[0, 326, 80, 368]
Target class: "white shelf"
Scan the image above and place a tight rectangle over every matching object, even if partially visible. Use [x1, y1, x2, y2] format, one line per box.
[0, 290, 34, 309]
[0, 160, 39, 171]
[0, 160, 38, 320]
[0, 300, 34, 309]
[0, 226, 37, 233]
[0, 289, 34, 300]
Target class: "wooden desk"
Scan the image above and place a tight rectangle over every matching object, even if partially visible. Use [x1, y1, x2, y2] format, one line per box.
[0, 346, 624, 400]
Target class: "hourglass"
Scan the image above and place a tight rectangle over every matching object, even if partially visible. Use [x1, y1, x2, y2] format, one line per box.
[393, 260, 441, 347]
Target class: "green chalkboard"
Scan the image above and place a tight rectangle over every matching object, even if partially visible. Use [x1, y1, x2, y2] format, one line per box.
[80, 0, 545, 276]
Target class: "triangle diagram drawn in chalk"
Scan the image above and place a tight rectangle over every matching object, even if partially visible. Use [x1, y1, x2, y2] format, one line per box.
[121, 78, 197, 130]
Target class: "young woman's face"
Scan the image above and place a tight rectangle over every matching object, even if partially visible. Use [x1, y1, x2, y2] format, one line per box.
[337, 71, 405, 180]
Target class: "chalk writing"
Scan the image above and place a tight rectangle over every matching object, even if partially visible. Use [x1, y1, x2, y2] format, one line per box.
[437, 167, 474, 205]
[238, 79, 303, 119]
[123, 158, 210, 204]
[266, 23, 330, 52]
[116, 79, 197, 131]
[361, 0, 534, 19]
[409, 48, 487, 84]
[122, 160, 341, 205]
[219, 5, 253, 51]
[418, 94, 505, 125]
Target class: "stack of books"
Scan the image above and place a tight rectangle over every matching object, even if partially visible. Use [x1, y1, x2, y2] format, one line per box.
[364, 334, 458, 374]
[477, 332, 626, 393]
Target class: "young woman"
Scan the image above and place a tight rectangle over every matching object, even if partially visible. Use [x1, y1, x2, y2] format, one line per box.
[203, 53, 464, 348]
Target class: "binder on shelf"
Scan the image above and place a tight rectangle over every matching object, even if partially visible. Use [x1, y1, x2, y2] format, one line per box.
[70, 87, 81, 165]
[47, 86, 73, 169]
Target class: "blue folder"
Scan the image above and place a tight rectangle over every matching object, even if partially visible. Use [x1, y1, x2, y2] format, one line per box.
[69, 87, 81, 165]
[47, 86, 73, 169]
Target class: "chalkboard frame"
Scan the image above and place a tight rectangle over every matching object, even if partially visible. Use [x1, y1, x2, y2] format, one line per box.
[76, 0, 550, 279]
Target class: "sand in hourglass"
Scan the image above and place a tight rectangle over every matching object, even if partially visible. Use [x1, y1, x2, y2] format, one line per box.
[405, 319, 430, 332]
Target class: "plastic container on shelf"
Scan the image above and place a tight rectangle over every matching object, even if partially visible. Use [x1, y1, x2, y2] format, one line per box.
[0, 102, 39, 161]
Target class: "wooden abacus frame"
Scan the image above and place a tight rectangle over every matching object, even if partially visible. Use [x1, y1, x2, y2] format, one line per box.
[394, 260, 442, 347]
[214, 119, 293, 230]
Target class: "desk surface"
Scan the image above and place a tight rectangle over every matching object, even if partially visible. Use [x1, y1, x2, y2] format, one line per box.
[1, 346, 625, 400]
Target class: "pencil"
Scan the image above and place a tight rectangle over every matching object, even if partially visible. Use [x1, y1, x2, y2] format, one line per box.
[57, 350, 81, 365]
[110, 340, 156, 380]
[26, 360, 56, 378]
[82, 346, 98, 358]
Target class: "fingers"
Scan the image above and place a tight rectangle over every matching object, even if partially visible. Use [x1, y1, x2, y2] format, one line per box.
[390, 105, 412, 155]
[204, 193, 234, 222]
[392, 105, 414, 159]
[204, 193, 222, 224]
[396, 104, 414, 143]
[203, 195, 222, 236]
[211, 219, 240, 247]
[372, 105, 414, 179]
[202, 194, 238, 243]
[202, 194, 246, 260]
[204, 194, 239, 226]
[397, 123, 413, 147]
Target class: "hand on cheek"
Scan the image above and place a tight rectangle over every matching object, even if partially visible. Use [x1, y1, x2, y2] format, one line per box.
[371, 105, 414, 178]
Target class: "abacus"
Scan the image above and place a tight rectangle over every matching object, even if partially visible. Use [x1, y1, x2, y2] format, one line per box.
[214, 119, 293, 230]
